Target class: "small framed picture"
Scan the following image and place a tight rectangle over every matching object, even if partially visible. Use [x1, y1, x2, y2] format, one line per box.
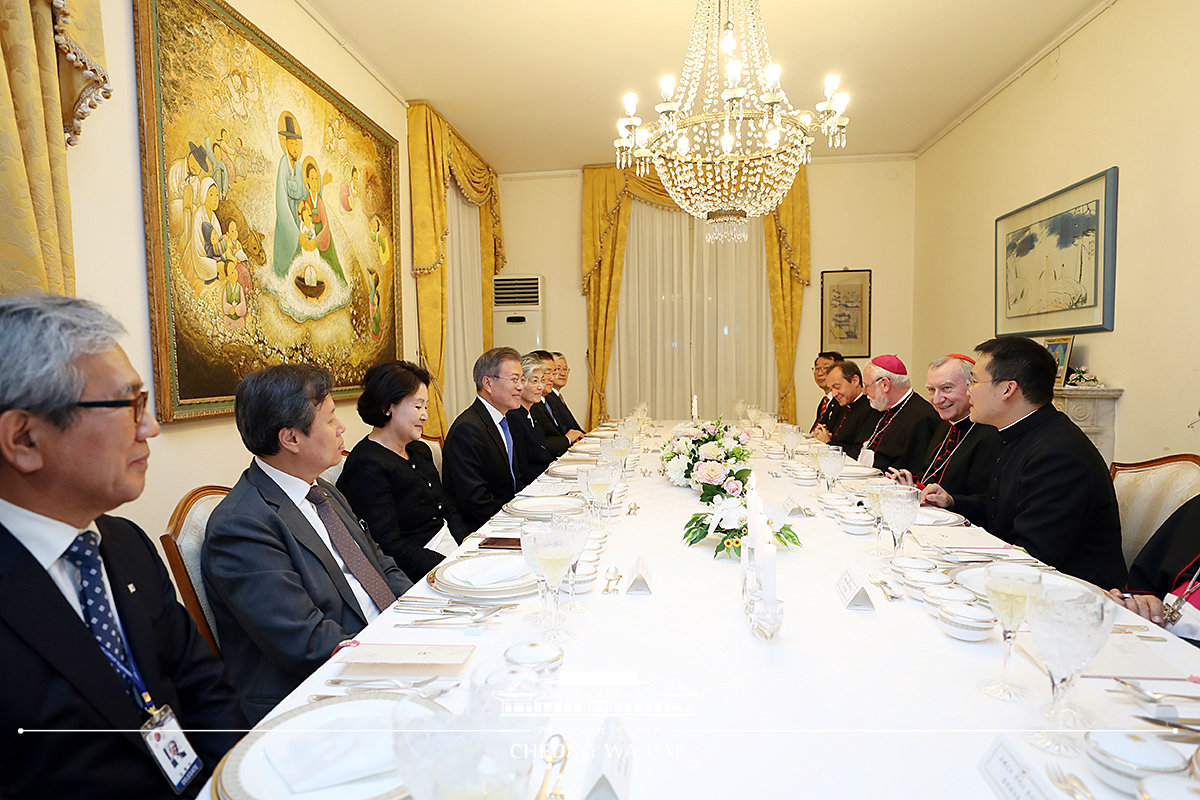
[820, 269, 871, 358]
[1038, 335, 1074, 386]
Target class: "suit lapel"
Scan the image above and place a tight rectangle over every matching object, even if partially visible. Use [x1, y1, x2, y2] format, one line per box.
[473, 398, 508, 462]
[0, 523, 147, 743]
[247, 463, 367, 625]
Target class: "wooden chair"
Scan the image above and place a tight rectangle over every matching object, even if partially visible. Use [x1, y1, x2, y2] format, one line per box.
[1111, 454, 1200, 569]
[422, 435, 444, 478]
[318, 449, 352, 485]
[160, 485, 230, 657]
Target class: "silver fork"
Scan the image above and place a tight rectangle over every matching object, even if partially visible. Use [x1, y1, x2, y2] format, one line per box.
[868, 574, 900, 601]
[1045, 763, 1094, 800]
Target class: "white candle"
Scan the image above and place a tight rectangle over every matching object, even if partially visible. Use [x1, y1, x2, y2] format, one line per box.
[752, 509, 766, 553]
[691, 395, 698, 419]
[761, 541, 777, 605]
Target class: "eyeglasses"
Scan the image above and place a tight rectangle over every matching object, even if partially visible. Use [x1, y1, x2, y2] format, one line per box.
[489, 374, 526, 387]
[75, 390, 150, 423]
[1188, 417, 1200, 430]
[968, 376, 1007, 386]
[812, 366, 830, 374]
[527, 377, 545, 386]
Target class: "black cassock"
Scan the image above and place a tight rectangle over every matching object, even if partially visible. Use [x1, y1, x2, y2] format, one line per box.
[824, 394, 880, 460]
[1127, 495, 1200, 597]
[914, 418, 1002, 498]
[810, 393, 845, 434]
[861, 391, 941, 474]
[955, 405, 1127, 590]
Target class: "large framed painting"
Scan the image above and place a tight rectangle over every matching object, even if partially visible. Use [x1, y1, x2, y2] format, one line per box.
[820, 269, 871, 358]
[134, 0, 400, 421]
[995, 167, 1117, 338]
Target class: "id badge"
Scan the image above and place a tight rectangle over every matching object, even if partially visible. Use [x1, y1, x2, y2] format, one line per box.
[141, 705, 201, 794]
[857, 447, 875, 468]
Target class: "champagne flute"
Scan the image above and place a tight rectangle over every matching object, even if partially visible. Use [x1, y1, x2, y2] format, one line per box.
[1026, 587, 1116, 756]
[880, 484, 919, 561]
[863, 477, 893, 557]
[979, 564, 1043, 703]
[555, 509, 590, 614]
[817, 444, 844, 492]
[519, 522, 552, 628]
[527, 524, 574, 643]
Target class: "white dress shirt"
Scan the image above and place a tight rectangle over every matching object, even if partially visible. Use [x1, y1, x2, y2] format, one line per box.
[254, 457, 380, 622]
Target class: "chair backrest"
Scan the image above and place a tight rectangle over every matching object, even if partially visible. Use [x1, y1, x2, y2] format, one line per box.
[1111, 454, 1200, 569]
[160, 485, 230, 657]
[422, 435, 444, 478]
[319, 449, 351, 486]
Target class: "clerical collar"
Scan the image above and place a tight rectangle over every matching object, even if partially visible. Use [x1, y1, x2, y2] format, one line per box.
[1000, 406, 1041, 432]
[887, 388, 914, 411]
[998, 404, 1053, 443]
[950, 415, 971, 426]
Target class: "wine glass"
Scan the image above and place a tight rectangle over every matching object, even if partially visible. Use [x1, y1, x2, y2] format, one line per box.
[863, 477, 893, 557]
[880, 484, 919, 561]
[599, 438, 616, 463]
[432, 740, 532, 800]
[1026, 587, 1116, 756]
[780, 424, 801, 460]
[576, 465, 597, 524]
[733, 399, 747, 420]
[979, 564, 1043, 703]
[587, 465, 615, 525]
[807, 443, 828, 484]
[522, 523, 575, 643]
[817, 444, 844, 492]
[555, 509, 590, 614]
[519, 522, 552, 628]
[759, 413, 778, 440]
[612, 436, 632, 475]
[746, 404, 761, 426]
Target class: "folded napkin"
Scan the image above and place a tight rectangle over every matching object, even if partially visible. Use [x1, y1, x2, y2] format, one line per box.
[517, 482, 573, 497]
[446, 556, 530, 587]
[423, 523, 458, 557]
[264, 716, 394, 793]
[910, 524, 1008, 550]
[1017, 630, 1184, 681]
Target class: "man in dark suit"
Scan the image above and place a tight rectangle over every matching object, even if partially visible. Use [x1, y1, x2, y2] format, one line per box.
[813, 360, 880, 460]
[443, 347, 530, 531]
[859, 354, 941, 473]
[546, 351, 585, 435]
[924, 337, 1126, 589]
[203, 365, 412, 724]
[0, 296, 245, 800]
[809, 350, 845, 433]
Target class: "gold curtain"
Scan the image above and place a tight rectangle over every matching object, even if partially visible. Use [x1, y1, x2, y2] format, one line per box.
[407, 100, 506, 439]
[763, 170, 811, 425]
[0, 0, 109, 296]
[580, 165, 678, 428]
[581, 164, 810, 428]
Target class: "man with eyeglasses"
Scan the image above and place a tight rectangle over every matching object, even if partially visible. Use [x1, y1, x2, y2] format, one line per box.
[809, 351, 845, 434]
[530, 350, 582, 450]
[0, 295, 246, 799]
[812, 360, 880, 459]
[923, 336, 1126, 589]
[443, 347, 531, 531]
[858, 354, 941, 473]
[547, 351, 584, 434]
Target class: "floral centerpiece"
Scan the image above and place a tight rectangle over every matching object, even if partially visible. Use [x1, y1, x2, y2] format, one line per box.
[1065, 366, 1102, 387]
[661, 420, 800, 557]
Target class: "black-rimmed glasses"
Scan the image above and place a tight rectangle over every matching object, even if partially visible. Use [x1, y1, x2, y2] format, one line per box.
[75, 390, 149, 423]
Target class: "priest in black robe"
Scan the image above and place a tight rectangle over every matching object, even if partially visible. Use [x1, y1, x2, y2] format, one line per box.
[923, 337, 1126, 590]
[859, 354, 941, 474]
[1111, 495, 1200, 627]
[813, 360, 880, 460]
[889, 355, 1001, 497]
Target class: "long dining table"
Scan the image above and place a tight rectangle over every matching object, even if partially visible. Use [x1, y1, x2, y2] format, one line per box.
[256, 423, 1200, 799]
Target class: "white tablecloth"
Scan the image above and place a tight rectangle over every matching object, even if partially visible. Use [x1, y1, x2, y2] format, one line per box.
[267, 425, 1200, 799]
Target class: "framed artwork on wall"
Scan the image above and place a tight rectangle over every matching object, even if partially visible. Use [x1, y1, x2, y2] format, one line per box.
[820, 269, 871, 358]
[995, 167, 1117, 338]
[1037, 335, 1074, 386]
[134, 0, 401, 421]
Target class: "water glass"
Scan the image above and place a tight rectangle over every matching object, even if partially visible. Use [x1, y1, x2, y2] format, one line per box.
[553, 509, 590, 614]
[746, 404, 761, 425]
[780, 424, 801, 459]
[432, 740, 532, 800]
[733, 399, 747, 420]
[979, 564, 1043, 703]
[521, 523, 574, 643]
[759, 413, 778, 439]
[880, 484, 920, 560]
[863, 477, 893, 557]
[519, 522, 553, 628]
[817, 444, 844, 492]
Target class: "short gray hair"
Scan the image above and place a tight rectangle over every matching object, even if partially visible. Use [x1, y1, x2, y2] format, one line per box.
[869, 363, 911, 390]
[472, 347, 522, 391]
[927, 356, 973, 387]
[519, 354, 544, 380]
[550, 351, 565, 360]
[0, 295, 126, 427]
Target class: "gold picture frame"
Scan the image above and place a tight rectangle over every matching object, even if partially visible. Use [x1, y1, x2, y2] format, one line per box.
[820, 269, 871, 358]
[134, 0, 400, 420]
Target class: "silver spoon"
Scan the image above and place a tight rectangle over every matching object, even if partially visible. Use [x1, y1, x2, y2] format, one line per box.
[602, 566, 620, 594]
[533, 734, 567, 800]
[1117, 678, 1200, 703]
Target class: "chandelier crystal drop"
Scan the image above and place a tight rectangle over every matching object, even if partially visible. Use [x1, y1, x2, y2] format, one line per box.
[614, 0, 850, 243]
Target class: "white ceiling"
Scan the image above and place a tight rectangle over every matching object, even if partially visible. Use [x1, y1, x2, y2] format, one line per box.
[300, 0, 1106, 174]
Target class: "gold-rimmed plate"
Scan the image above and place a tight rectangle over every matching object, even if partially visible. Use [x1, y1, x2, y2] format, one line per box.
[502, 495, 587, 519]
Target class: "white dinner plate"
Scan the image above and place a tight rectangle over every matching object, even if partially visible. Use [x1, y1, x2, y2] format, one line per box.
[585, 430, 617, 439]
[571, 442, 602, 454]
[503, 495, 588, 519]
[839, 465, 882, 478]
[427, 565, 538, 600]
[220, 694, 442, 800]
[546, 463, 590, 479]
[949, 565, 1106, 601]
[440, 554, 533, 590]
[913, 507, 966, 526]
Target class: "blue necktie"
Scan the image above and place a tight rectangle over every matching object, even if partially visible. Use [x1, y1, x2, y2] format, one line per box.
[499, 417, 516, 490]
[61, 531, 137, 699]
[543, 398, 560, 427]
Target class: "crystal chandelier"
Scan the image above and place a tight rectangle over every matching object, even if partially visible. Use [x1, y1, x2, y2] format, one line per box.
[614, 0, 850, 243]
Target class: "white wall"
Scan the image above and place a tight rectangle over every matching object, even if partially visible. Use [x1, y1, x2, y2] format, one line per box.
[66, 0, 416, 539]
[796, 159, 917, 418]
[913, 0, 1200, 461]
[496, 171, 588, 416]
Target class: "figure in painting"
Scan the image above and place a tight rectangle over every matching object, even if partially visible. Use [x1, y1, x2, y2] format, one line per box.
[183, 177, 222, 285]
[369, 215, 391, 267]
[272, 113, 305, 277]
[166, 141, 209, 242]
[300, 156, 344, 283]
[339, 165, 357, 213]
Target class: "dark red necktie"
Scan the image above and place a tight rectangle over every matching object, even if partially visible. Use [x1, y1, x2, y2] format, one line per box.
[306, 486, 395, 611]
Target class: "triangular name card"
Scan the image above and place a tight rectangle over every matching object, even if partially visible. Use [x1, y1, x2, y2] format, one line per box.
[625, 556, 653, 595]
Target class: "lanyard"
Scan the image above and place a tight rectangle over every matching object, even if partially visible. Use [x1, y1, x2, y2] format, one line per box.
[99, 641, 158, 714]
[921, 421, 975, 484]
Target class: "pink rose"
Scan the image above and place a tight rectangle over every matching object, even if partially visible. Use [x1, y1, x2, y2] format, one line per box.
[692, 461, 729, 485]
[723, 478, 744, 496]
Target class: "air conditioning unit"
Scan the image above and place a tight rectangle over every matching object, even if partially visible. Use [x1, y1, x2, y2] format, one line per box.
[492, 274, 544, 353]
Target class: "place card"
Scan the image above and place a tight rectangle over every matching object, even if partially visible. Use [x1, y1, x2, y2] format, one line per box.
[582, 717, 633, 800]
[978, 737, 1051, 800]
[625, 556, 653, 595]
[334, 643, 475, 678]
[782, 495, 802, 516]
[835, 571, 874, 612]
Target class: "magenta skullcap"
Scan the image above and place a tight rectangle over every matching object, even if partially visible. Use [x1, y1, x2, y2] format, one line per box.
[870, 354, 907, 375]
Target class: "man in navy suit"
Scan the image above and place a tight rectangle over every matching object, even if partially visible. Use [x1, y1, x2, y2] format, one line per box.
[545, 351, 585, 435]
[443, 347, 529, 531]
[203, 365, 412, 724]
[0, 296, 246, 800]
